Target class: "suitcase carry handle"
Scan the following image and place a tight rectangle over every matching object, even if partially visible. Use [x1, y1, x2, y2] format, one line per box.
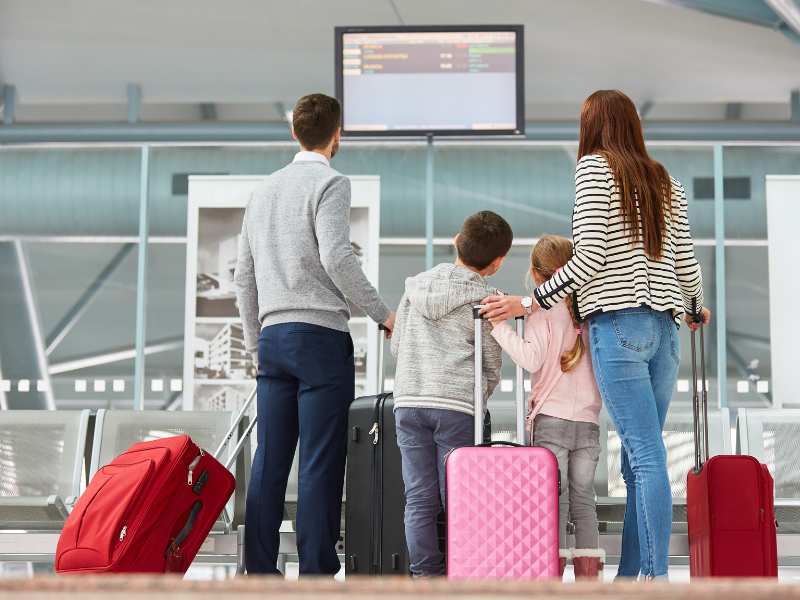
[472, 307, 527, 446]
[690, 299, 710, 473]
[165, 499, 203, 570]
[476, 441, 523, 448]
[378, 324, 389, 396]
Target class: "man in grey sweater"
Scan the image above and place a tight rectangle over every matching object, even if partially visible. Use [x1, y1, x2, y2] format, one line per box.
[234, 93, 394, 576]
[390, 210, 511, 576]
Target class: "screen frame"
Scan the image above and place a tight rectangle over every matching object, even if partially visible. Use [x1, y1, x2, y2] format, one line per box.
[334, 24, 525, 138]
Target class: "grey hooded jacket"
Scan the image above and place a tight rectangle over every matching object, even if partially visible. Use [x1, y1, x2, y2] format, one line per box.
[390, 263, 503, 416]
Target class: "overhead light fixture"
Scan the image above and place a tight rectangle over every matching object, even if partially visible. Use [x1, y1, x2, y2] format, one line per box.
[765, 0, 800, 35]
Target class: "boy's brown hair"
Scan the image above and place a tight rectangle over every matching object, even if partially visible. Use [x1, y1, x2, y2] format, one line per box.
[456, 211, 513, 270]
[292, 94, 341, 150]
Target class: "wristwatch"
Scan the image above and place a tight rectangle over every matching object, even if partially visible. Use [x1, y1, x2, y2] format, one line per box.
[520, 295, 533, 315]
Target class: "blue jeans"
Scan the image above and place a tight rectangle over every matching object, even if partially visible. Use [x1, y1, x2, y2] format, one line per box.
[245, 322, 354, 575]
[587, 307, 679, 578]
[395, 407, 473, 576]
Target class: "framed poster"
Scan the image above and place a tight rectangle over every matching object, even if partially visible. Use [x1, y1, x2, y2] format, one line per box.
[183, 175, 381, 411]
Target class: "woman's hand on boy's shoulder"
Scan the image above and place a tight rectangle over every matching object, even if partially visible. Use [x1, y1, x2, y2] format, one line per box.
[480, 294, 527, 322]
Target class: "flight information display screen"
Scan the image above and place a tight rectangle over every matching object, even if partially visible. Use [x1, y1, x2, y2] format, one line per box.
[335, 26, 524, 136]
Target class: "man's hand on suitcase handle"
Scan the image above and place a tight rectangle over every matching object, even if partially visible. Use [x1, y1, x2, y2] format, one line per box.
[685, 307, 711, 332]
[380, 311, 396, 339]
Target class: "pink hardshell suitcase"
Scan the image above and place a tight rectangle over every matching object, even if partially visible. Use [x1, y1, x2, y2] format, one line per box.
[446, 310, 561, 580]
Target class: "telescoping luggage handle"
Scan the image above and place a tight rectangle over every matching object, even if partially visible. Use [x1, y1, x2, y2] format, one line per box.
[690, 300, 710, 473]
[473, 306, 527, 446]
[377, 323, 389, 396]
[214, 385, 257, 472]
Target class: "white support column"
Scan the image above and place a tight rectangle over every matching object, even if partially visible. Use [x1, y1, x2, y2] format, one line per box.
[713, 145, 727, 408]
[133, 146, 150, 410]
[766, 175, 800, 409]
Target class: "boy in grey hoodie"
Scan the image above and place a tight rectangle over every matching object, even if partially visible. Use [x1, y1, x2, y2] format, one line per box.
[390, 211, 513, 576]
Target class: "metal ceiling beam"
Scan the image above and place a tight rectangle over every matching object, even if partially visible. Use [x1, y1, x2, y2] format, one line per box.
[638, 100, 655, 119]
[48, 336, 183, 375]
[126, 83, 142, 124]
[45, 243, 135, 356]
[725, 103, 743, 120]
[0, 241, 55, 409]
[388, 0, 406, 25]
[643, 0, 783, 27]
[644, 0, 800, 44]
[1, 119, 800, 143]
[764, 0, 800, 36]
[2, 85, 16, 125]
[199, 103, 218, 120]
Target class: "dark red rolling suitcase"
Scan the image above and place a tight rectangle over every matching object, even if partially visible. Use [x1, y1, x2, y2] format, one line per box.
[55, 397, 255, 574]
[686, 324, 778, 578]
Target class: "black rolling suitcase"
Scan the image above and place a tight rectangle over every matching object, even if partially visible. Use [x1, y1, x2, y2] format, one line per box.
[345, 326, 408, 575]
[344, 326, 489, 576]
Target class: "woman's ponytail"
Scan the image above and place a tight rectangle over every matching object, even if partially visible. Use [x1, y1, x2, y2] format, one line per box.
[560, 293, 584, 373]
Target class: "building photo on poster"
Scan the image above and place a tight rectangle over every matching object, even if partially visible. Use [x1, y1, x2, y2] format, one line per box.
[195, 207, 244, 319]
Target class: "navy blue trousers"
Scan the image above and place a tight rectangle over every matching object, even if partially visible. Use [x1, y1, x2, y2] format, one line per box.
[245, 322, 354, 575]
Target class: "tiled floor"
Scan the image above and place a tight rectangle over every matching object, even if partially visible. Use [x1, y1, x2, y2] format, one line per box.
[181, 562, 800, 583]
[5, 560, 800, 583]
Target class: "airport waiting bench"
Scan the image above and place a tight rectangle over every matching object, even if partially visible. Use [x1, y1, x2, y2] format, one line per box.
[0, 409, 260, 571]
[4, 405, 800, 571]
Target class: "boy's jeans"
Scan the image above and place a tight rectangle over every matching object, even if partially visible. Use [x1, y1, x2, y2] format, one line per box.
[532, 414, 600, 550]
[588, 307, 680, 579]
[395, 407, 473, 576]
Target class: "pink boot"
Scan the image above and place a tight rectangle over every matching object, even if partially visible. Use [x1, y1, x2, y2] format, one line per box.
[572, 549, 605, 581]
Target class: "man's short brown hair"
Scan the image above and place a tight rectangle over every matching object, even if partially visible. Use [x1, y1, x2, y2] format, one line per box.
[292, 94, 341, 150]
[456, 211, 513, 270]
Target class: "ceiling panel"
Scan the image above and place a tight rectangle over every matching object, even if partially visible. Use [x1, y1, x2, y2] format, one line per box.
[0, 0, 798, 107]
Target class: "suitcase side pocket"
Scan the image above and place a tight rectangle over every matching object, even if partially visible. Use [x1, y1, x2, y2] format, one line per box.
[58, 458, 155, 571]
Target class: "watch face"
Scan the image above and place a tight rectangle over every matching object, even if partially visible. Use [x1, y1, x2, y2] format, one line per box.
[521, 296, 532, 308]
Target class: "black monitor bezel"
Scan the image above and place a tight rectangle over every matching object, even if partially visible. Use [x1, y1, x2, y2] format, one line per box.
[334, 24, 525, 138]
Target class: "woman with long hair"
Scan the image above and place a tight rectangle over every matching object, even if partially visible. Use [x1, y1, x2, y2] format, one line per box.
[482, 90, 710, 579]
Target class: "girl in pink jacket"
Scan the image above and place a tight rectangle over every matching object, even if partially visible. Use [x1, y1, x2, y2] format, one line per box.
[488, 235, 604, 580]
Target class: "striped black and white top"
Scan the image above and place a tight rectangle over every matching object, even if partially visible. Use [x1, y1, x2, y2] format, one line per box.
[533, 154, 704, 323]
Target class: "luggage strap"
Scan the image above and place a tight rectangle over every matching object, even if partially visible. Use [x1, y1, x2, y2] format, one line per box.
[165, 500, 203, 565]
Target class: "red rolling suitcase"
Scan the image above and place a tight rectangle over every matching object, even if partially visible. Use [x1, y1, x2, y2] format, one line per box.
[686, 324, 778, 578]
[55, 393, 255, 574]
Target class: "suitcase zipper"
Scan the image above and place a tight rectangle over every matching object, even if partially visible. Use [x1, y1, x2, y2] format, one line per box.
[368, 423, 379, 445]
[187, 449, 205, 485]
[114, 437, 196, 564]
[119, 525, 127, 542]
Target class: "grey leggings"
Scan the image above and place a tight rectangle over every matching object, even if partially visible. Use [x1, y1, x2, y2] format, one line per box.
[532, 414, 600, 550]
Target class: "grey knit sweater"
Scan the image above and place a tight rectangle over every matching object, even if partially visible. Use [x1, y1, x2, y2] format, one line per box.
[390, 263, 503, 416]
[234, 160, 390, 353]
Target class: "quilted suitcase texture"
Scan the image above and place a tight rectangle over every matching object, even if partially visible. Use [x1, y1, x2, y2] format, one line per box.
[686, 324, 778, 578]
[446, 445, 560, 579]
[446, 312, 560, 580]
[55, 433, 236, 574]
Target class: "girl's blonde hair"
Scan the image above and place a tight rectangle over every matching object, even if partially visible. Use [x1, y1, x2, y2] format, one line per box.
[530, 235, 584, 372]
